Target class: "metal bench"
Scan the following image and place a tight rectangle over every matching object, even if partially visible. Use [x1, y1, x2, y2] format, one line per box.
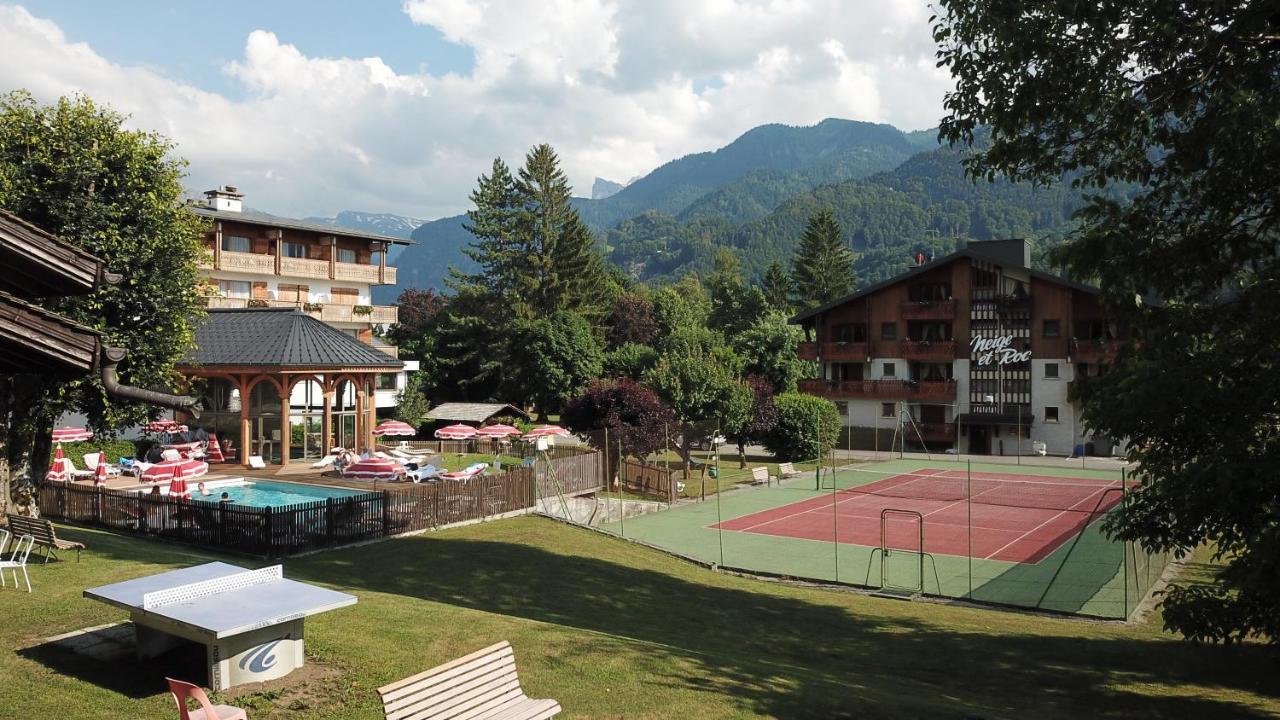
[5, 514, 84, 563]
[378, 641, 561, 720]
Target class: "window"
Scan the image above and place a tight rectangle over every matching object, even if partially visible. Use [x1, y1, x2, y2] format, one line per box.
[217, 280, 250, 298]
[221, 235, 251, 253]
[1043, 319, 1061, 338]
[1044, 362, 1059, 379]
[880, 322, 897, 340]
[1045, 406, 1060, 423]
[282, 241, 306, 258]
[834, 401, 848, 416]
[376, 373, 398, 391]
[336, 247, 358, 263]
[882, 362, 896, 377]
[881, 402, 896, 418]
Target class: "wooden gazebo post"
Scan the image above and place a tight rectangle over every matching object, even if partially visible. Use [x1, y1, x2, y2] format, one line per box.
[365, 374, 377, 451]
[355, 382, 367, 453]
[322, 377, 334, 455]
[238, 375, 251, 469]
[279, 382, 291, 465]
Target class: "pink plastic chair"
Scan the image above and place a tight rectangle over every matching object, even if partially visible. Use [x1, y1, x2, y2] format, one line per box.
[166, 678, 247, 720]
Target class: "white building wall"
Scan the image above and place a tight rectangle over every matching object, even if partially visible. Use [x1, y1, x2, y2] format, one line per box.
[869, 358, 908, 380]
[1030, 358, 1077, 456]
[203, 270, 374, 305]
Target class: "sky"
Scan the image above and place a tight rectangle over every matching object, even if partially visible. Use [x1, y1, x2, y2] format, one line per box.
[0, 1, 951, 220]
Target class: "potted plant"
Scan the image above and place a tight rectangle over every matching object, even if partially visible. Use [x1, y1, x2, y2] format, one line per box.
[303, 302, 324, 312]
[247, 298, 269, 308]
[352, 304, 374, 316]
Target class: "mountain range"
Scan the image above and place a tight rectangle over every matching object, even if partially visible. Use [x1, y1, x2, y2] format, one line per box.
[358, 118, 1102, 303]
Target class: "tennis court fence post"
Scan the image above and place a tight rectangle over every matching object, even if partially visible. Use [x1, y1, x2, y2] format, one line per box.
[617, 435, 625, 537]
[1122, 466, 1129, 618]
[967, 459, 973, 601]
[832, 451, 840, 583]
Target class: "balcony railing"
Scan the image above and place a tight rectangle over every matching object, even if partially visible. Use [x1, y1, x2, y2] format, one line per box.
[798, 378, 957, 401]
[198, 296, 397, 325]
[798, 341, 868, 362]
[900, 339, 956, 360]
[900, 299, 956, 320]
[203, 250, 397, 285]
[1070, 337, 1121, 363]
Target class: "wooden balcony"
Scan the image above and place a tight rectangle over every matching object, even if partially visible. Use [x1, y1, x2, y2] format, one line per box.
[198, 297, 398, 325]
[798, 341, 868, 362]
[204, 251, 397, 285]
[901, 299, 956, 320]
[798, 378, 955, 401]
[899, 339, 956, 360]
[1070, 338, 1121, 363]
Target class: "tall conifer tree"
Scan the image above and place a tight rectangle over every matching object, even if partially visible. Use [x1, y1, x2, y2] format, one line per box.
[790, 209, 856, 309]
[761, 260, 793, 313]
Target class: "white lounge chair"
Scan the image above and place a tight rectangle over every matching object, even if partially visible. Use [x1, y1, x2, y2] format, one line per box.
[61, 457, 95, 482]
[408, 464, 445, 483]
[83, 453, 122, 477]
[310, 455, 336, 469]
[248, 455, 267, 469]
[0, 534, 35, 592]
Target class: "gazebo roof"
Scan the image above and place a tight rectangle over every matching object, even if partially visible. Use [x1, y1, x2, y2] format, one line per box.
[179, 308, 403, 370]
[425, 402, 530, 423]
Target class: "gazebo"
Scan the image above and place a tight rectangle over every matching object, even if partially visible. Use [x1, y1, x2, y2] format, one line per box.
[177, 307, 403, 465]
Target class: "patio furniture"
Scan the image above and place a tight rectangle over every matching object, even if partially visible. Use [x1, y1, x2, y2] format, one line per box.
[0, 534, 34, 592]
[407, 464, 445, 483]
[310, 454, 336, 469]
[166, 677, 247, 720]
[377, 640, 561, 720]
[342, 457, 406, 481]
[248, 455, 267, 469]
[777, 462, 802, 479]
[5, 514, 84, 562]
[83, 453, 122, 477]
[60, 456, 95, 482]
[751, 467, 772, 486]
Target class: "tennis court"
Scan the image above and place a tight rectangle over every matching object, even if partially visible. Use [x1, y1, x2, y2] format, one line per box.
[602, 458, 1171, 619]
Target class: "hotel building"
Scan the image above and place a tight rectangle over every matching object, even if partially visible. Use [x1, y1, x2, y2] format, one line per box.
[791, 239, 1123, 456]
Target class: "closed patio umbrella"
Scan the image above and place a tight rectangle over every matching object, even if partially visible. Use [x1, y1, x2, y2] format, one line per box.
[205, 432, 225, 463]
[46, 446, 70, 482]
[93, 451, 108, 486]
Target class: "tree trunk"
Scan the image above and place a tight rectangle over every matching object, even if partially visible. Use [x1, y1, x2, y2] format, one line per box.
[737, 439, 748, 469]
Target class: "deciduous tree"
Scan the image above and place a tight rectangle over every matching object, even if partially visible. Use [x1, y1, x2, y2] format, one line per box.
[934, 0, 1280, 643]
[562, 378, 676, 479]
[764, 393, 840, 462]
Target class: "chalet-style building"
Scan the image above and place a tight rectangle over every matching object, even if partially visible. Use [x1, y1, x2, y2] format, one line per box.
[791, 239, 1122, 456]
[191, 186, 414, 413]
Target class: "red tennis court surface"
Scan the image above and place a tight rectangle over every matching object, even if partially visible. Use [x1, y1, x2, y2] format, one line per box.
[713, 468, 1128, 564]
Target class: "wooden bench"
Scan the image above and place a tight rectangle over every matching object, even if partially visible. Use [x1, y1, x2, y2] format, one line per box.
[5, 514, 84, 563]
[750, 466, 772, 486]
[778, 462, 802, 479]
[378, 641, 561, 720]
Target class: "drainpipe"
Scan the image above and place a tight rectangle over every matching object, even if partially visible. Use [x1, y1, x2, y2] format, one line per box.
[100, 347, 202, 416]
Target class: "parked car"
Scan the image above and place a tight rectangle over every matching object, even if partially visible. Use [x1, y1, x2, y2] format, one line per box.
[690, 434, 728, 451]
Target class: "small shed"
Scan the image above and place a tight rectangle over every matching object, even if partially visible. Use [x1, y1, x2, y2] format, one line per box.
[425, 403, 530, 425]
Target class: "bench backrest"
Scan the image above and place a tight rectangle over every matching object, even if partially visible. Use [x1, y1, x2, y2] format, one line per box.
[751, 467, 769, 482]
[778, 462, 796, 474]
[5, 514, 56, 545]
[378, 641, 527, 720]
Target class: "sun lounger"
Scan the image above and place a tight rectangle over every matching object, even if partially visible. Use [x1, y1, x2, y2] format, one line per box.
[83, 453, 122, 477]
[310, 455, 336, 469]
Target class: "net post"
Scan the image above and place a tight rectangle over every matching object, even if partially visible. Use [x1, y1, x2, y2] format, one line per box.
[714, 426, 724, 568]
[832, 452, 840, 583]
[617, 434, 625, 537]
[967, 459, 973, 601]
[1122, 466, 1129, 617]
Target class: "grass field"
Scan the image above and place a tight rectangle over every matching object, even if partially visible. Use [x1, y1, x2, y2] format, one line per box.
[0, 517, 1276, 719]
[604, 457, 1166, 618]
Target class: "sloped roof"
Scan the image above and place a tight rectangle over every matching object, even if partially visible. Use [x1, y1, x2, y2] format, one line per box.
[179, 308, 403, 369]
[425, 402, 530, 423]
[0, 208, 115, 298]
[191, 206, 413, 245]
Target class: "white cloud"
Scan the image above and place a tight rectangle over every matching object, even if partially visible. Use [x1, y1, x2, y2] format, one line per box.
[0, 2, 950, 219]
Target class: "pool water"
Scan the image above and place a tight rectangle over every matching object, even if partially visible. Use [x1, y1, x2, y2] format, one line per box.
[204, 480, 365, 508]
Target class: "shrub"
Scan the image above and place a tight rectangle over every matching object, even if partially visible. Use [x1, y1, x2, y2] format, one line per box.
[50, 439, 140, 465]
[764, 393, 840, 462]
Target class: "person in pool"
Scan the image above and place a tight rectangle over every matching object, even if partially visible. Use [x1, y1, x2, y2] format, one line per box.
[219, 491, 231, 504]
[198, 481, 210, 496]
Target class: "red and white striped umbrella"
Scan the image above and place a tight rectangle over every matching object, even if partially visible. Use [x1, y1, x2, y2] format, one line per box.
[476, 424, 521, 439]
[524, 425, 571, 439]
[373, 420, 417, 437]
[342, 457, 405, 480]
[168, 465, 190, 499]
[143, 419, 188, 434]
[93, 451, 108, 486]
[206, 432, 225, 463]
[434, 423, 477, 440]
[51, 426, 93, 444]
[141, 457, 208, 483]
[46, 446, 70, 482]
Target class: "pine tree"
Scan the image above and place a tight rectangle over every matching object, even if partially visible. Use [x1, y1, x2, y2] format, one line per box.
[761, 260, 792, 313]
[448, 158, 519, 297]
[790, 209, 856, 309]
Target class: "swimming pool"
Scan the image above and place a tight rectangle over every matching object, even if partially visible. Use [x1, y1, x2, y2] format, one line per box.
[197, 479, 365, 508]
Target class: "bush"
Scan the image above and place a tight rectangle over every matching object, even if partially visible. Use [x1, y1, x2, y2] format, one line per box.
[50, 440, 140, 465]
[764, 393, 840, 462]
[603, 343, 659, 380]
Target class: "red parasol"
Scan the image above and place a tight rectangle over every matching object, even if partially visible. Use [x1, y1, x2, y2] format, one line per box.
[373, 420, 417, 437]
[523, 425, 571, 439]
[143, 419, 188, 434]
[141, 457, 208, 483]
[46, 446, 70, 482]
[476, 424, 521, 439]
[93, 451, 108, 486]
[51, 426, 93, 444]
[205, 432, 225, 463]
[168, 464, 190, 499]
[434, 423, 478, 440]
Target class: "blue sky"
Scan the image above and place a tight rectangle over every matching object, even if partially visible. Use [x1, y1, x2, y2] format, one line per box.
[1, 1, 949, 219]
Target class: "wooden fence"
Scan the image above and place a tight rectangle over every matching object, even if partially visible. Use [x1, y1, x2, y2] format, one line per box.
[536, 451, 604, 499]
[392, 439, 593, 459]
[620, 460, 677, 502]
[37, 466, 540, 558]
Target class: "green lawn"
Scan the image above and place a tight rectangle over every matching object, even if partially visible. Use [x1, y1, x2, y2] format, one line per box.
[1, 518, 1277, 719]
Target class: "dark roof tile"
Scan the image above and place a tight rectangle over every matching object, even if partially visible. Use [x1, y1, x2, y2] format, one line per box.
[180, 308, 403, 369]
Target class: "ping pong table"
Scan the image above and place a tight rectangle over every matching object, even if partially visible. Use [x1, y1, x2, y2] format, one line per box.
[85, 561, 356, 690]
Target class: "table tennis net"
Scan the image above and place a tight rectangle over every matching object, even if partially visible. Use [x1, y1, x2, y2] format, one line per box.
[831, 468, 1129, 512]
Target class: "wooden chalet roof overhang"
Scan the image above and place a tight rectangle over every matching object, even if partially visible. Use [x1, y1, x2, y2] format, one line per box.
[0, 290, 101, 377]
[0, 209, 119, 298]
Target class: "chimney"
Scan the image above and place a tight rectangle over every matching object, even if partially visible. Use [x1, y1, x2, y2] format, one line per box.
[204, 185, 244, 213]
[967, 238, 1031, 270]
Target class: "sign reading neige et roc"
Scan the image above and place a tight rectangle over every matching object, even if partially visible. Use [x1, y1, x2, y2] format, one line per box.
[970, 334, 1031, 367]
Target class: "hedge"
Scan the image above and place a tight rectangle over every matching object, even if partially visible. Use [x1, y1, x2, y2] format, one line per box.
[763, 393, 840, 462]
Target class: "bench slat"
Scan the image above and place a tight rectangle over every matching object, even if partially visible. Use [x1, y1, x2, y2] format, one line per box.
[383, 649, 516, 704]
[386, 670, 521, 719]
[380, 642, 513, 697]
[483, 699, 561, 720]
[390, 686, 525, 720]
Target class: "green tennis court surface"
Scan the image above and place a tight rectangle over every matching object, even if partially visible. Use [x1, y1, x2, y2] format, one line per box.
[602, 458, 1170, 619]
